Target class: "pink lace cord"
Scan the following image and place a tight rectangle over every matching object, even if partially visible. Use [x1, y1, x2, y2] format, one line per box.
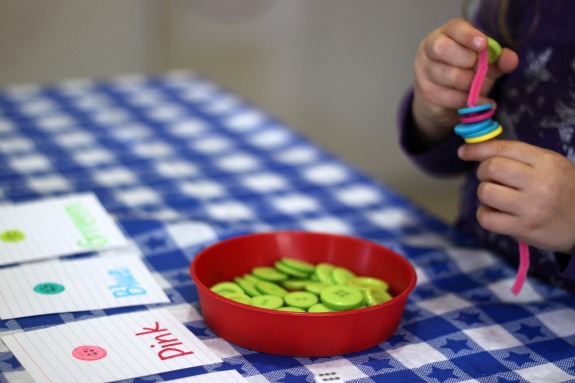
[467, 49, 489, 107]
[468, 48, 530, 295]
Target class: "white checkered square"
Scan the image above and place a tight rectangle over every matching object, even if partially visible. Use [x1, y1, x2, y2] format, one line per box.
[463, 325, 522, 351]
[215, 153, 260, 172]
[54, 131, 95, 148]
[488, 279, 542, 303]
[366, 207, 415, 229]
[301, 217, 352, 234]
[126, 90, 164, 107]
[0, 118, 14, 133]
[242, 173, 287, 192]
[27, 175, 72, 193]
[91, 108, 131, 125]
[0, 137, 34, 154]
[516, 363, 575, 382]
[334, 185, 382, 207]
[203, 338, 242, 359]
[202, 95, 240, 115]
[387, 342, 447, 369]
[180, 180, 225, 198]
[275, 146, 319, 165]
[110, 123, 151, 141]
[155, 160, 198, 178]
[191, 135, 233, 154]
[248, 129, 291, 149]
[19, 98, 58, 116]
[168, 119, 208, 138]
[302, 163, 349, 185]
[179, 82, 218, 102]
[72, 93, 111, 111]
[417, 293, 473, 315]
[271, 194, 319, 214]
[73, 148, 115, 166]
[115, 187, 161, 206]
[537, 308, 575, 337]
[224, 109, 265, 132]
[146, 104, 187, 122]
[132, 141, 173, 159]
[35, 114, 76, 131]
[206, 201, 254, 221]
[92, 167, 138, 187]
[445, 248, 497, 273]
[9, 154, 51, 173]
[307, 359, 368, 382]
[166, 221, 217, 249]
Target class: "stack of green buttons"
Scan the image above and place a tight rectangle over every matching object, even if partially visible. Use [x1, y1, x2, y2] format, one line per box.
[209, 257, 393, 313]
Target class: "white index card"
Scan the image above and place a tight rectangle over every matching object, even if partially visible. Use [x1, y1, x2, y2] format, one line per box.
[2, 309, 223, 383]
[0, 250, 170, 319]
[0, 193, 129, 265]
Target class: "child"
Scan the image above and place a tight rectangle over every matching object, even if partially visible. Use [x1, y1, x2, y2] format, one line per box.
[398, 0, 575, 293]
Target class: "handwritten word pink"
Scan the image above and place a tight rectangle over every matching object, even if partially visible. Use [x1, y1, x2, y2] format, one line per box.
[135, 321, 194, 360]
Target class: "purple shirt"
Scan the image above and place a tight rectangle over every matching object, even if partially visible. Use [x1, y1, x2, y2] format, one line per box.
[398, 0, 575, 293]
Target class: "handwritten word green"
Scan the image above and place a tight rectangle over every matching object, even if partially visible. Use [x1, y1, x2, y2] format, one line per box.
[64, 201, 109, 249]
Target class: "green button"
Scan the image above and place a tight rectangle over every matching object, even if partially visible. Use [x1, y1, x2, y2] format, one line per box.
[255, 280, 288, 297]
[252, 266, 288, 282]
[320, 285, 364, 311]
[280, 257, 315, 273]
[331, 267, 356, 285]
[305, 282, 329, 295]
[282, 279, 312, 291]
[220, 292, 252, 305]
[364, 286, 393, 306]
[251, 294, 284, 310]
[487, 37, 502, 64]
[284, 291, 319, 310]
[1, 229, 25, 243]
[314, 263, 336, 284]
[34, 282, 65, 295]
[347, 276, 389, 291]
[307, 303, 335, 313]
[233, 277, 261, 297]
[211, 281, 244, 296]
[277, 306, 306, 312]
[243, 274, 261, 283]
[274, 261, 310, 279]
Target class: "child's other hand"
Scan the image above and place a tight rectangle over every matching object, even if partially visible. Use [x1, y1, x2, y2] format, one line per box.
[458, 140, 575, 254]
[412, 19, 518, 146]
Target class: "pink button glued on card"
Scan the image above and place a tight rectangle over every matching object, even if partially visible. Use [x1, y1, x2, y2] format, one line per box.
[72, 345, 108, 361]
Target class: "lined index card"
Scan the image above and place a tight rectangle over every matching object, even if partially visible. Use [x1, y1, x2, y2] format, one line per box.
[0, 193, 129, 265]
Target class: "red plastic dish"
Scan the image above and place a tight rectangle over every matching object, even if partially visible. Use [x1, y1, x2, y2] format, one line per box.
[190, 231, 416, 357]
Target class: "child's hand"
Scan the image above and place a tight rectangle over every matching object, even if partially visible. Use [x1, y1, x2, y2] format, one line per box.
[458, 140, 575, 254]
[412, 19, 518, 146]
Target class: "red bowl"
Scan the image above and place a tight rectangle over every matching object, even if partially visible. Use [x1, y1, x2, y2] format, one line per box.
[190, 231, 416, 357]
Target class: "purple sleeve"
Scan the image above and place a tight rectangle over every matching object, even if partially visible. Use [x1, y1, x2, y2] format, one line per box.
[397, 89, 474, 177]
[559, 252, 575, 281]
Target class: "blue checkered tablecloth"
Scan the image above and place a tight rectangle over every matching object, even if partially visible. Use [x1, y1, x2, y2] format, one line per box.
[1, 71, 575, 383]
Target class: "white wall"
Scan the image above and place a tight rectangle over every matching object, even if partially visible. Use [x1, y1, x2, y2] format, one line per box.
[0, 0, 465, 221]
[0, 0, 164, 84]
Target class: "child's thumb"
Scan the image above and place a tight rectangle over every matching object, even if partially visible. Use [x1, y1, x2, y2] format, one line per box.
[483, 48, 519, 94]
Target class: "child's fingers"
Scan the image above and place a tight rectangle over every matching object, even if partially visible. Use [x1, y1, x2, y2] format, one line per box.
[424, 60, 476, 92]
[457, 140, 537, 165]
[439, 18, 487, 51]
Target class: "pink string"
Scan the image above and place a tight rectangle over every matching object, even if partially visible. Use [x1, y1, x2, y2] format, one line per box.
[467, 47, 530, 295]
[467, 49, 489, 107]
[511, 241, 530, 295]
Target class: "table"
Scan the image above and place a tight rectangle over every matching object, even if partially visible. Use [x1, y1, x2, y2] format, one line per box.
[1, 71, 575, 383]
